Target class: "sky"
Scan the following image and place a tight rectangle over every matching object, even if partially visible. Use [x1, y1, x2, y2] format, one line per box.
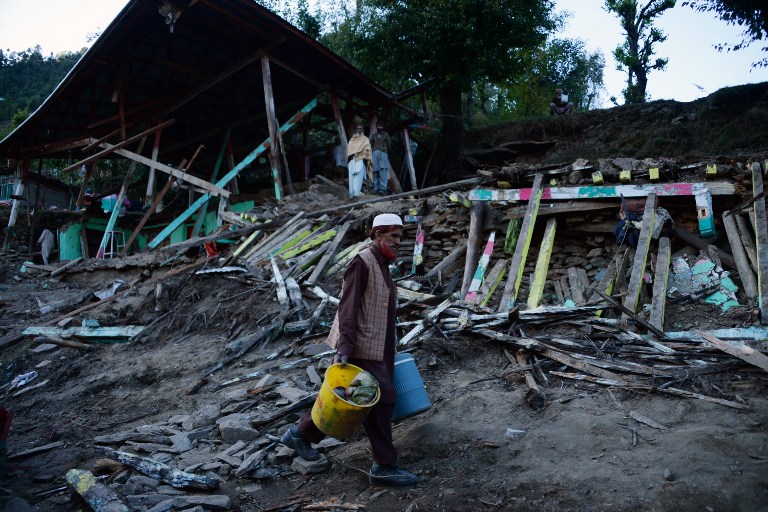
[0, 0, 766, 106]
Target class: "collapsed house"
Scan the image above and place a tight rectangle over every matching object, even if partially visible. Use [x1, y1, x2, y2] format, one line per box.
[1, 1, 768, 511]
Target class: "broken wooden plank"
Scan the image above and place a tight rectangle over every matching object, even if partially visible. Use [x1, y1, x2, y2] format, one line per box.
[698, 331, 768, 372]
[567, 267, 586, 305]
[752, 161, 768, 323]
[464, 231, 496, 302]
[722, 210, 758, 299]
[735, 213, 759, 272]
[499, 173, 544, 312]
[33, 336, 93, 351]
[513, 350, 545, 409]
[425, 240, 468, 280]
[148, 96, 322, 249]
[476, 258, 508, 308]
[50, 257, 82, 277]
[527, 218, 556, 309]
[101, 143, 229, 198]
[461, 202, 486, 296]
[623, 193, 656, 319]
[305, 221, 352, 286]
[628, 410, 669, 430]
[244, 213, 307, 261]
[66, 469, 130, 512]
[649, 237, 671, 333]
[8, 441, 65, 460]
[95, 447, 218, 490]
[398, 296, 456, 346]
[23, 326, 144, 340]
[669, 225, 737, 271]
[469, 182, 734, 201]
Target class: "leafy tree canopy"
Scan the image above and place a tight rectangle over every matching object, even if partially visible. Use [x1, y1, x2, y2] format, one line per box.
[682, 0, 767, 67]
[605, 0, 676, 104]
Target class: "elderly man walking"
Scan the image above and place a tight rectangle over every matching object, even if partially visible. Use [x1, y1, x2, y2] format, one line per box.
[281, 213, 419, 487]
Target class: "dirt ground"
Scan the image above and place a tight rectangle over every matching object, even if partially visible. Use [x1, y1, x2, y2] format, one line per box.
[2, 83, 768, 512]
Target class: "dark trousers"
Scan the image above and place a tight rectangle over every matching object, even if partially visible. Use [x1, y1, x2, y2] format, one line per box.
[299, 402, 397, 465]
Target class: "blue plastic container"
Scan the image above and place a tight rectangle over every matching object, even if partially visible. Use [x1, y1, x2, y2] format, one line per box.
[392, 352, 431, 421]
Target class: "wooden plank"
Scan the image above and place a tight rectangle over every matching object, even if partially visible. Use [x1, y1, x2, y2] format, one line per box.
[504, 200, 617, 219]
[475, 258, 507, 307]
[722, 211, 758, 298]
[101, 144, 229, 198]
[402, 128, 418, 190]
[50, 257, 82, 277]
[623, 193, 656, 319]
[411, 221, 425, 274]
[96, 137, 148, 259]
[306, 177, 483, 218]
[752, 161, 768, 323]
[698, 331, 768, 372]
[469, 182, 735, 201]
[465, 232, 496, 301]
[261, 55, 285, 200]
[426, 240, 468, 279]
[305, 221, 352, 286]
[66, 469, 130, 512]
[567, 267, 586, 305]
[735, 213, 759, 272]
[588, 248, 624, 316]
[245, 215, 308, 262]
[461, 202, 485, 296]
[527, 218, 556, 309]
[398, 296, 455, 346]
[499, 173, 544, 312]
[23, 326, 144, 339]
[147, 95, 322, 249]
[62, 119, 175, 173]
[280, 229, 336, 260]
[649, 237, 671, 333]
[193, 129, 231, 238]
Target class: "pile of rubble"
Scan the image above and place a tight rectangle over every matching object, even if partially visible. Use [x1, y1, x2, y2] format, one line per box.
[2, 157, 768, 511]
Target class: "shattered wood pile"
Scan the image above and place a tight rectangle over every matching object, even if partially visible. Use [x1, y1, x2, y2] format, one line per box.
[1, 158, 768, 511]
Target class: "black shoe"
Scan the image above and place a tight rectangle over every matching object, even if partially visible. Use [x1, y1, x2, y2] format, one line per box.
[280, 425, 320, 461]
[369, 463, 419, 486]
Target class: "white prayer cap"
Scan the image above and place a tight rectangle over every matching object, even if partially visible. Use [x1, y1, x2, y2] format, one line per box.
[372, 213, 403, 227]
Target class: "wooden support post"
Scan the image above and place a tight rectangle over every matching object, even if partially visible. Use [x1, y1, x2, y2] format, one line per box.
[588, 248, 626, 316]
[464, 232, 496, 302]
[412, 221, 425, 274]
[330, 93, 348, 154]
[261, 55, 284, 201]
[650, 237, 671, 334]
[735, 213, 758, 272]
[75, 161, 95, 209]
[96, 137, 147, 258]
[498, 173, 544, 312]
[461, 202, 485, 296]
[402, 128, 418, 191]
[722, 210, 758, 299]
[752, 161, 768, 323]
[527, 218, 556, 309]
[120, 157, 189, 256]
[148, 95, 322, 249]
[145, 124, 163, 204]
[193, 129, 231, 238]
[623, 193, 656, 320]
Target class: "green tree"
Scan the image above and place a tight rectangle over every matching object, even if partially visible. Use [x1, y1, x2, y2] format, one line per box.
[605, 0, 676, 103]
[682, 0, 767, 67]
[350, 0, 556, 182]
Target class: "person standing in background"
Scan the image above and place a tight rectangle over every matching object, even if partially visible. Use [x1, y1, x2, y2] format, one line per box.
[370, 121, 391, 195]
[346, 124, 371, 198]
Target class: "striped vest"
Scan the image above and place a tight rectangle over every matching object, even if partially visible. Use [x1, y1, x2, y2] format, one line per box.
[326, 247, 391, 361]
